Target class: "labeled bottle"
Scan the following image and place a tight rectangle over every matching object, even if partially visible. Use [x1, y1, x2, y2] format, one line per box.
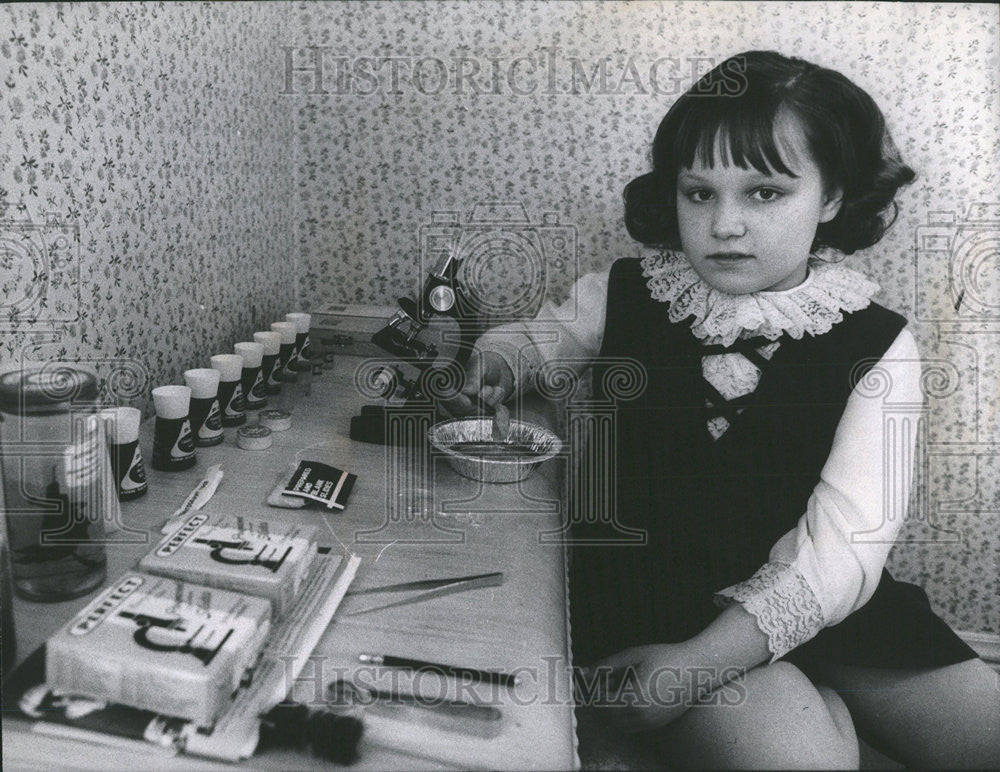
[270, 322, 297, 383]
[211, 355, 246, 428]
[151, 385, 197, 471]
[184, 368, 224, 447]
[235, 342, 266, 410]
[285, 313, 312, 372]
[254, 331, 282, 396]
[99, 406, 148, 501]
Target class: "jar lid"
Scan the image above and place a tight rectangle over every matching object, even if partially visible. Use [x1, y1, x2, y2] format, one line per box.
[0, 364, 99, 414]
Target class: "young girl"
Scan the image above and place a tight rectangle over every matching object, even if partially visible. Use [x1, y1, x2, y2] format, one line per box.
[447, 51, 998, 768]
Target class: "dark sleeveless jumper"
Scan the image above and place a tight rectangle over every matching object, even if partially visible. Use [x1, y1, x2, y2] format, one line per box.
[569, 258, 977, 671]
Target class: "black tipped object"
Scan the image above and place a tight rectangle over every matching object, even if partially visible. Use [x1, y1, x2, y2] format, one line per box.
[259, 703, 364, 765]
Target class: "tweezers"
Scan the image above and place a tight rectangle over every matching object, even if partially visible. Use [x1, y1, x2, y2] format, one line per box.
[342, 572, 504, 616]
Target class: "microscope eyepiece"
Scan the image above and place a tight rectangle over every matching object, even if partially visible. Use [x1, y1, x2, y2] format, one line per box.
[427, 284, 456, 313]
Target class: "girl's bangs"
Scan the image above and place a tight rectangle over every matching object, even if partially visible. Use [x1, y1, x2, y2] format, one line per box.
[672, 97, 798, 178]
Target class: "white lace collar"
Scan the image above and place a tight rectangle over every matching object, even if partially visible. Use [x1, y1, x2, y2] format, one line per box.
[641, 251, 880, 347]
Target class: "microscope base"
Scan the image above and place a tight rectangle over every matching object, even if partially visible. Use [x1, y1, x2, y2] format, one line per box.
[349, 404, 430, 445]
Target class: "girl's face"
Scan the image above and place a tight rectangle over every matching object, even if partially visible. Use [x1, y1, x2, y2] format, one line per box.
[675, 116, 842, 294]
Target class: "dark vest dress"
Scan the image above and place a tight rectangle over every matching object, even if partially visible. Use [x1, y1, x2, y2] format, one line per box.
[568, 258, 977, 672]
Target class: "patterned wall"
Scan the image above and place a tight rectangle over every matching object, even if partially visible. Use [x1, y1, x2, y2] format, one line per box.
[291, 1, 999, 636]
[1, 2, 997, 636]
[1, 2, 298, 412]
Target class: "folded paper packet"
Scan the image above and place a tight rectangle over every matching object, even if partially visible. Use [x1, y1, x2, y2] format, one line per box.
[283, 460, 357, 510]
[46, 572, 271, 727]
[266, 459, 357, 511]
[267, 461, 309, 509]
[140, 512, 317, 619]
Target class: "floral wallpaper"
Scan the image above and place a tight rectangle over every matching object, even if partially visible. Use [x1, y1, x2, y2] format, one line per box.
[290, 1, 999, 637]
[1, 2, 997, 636]
[1, 1, 297, 413]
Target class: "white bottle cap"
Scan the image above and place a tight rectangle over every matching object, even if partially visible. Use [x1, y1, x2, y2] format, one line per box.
[285, 313, 311, 333]
[152, 385, 191, 420]
[270, 322, 296, 344]
[184, 368, 221, 399]
[210, 354, 243, 381]
[253, 331, 281, 355]
[98, 406, 142, 444]
[234, 342, 264, 368]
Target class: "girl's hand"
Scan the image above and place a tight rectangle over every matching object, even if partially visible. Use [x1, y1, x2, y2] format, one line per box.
[440, 350, 514, 416]
[577, 643, 704, 733]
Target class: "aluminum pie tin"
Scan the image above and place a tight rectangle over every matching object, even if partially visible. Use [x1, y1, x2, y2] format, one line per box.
[427, 417, 561, 483]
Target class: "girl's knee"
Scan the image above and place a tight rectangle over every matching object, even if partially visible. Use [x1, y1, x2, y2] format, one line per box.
[663, 662, 860, 769]
[822, 657, 998, 768]
[755, 664, 859, 768]
[816, 685, 860, 768]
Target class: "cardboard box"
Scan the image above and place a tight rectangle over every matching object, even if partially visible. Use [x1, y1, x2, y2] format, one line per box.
[140, 512, 317, 618]
[46, 573, 272, 726]
[310, 302, 399, 358]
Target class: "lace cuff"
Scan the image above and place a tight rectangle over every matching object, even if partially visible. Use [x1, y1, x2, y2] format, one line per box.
[472, 333, 543, 398]
[714, 562, 825, 663]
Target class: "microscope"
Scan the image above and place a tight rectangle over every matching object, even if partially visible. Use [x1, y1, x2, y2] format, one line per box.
[349, 247, 478, 444]
[349, 202, 573, 444]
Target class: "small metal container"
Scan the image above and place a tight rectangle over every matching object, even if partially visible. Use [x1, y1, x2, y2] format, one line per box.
[427, 418, 561, 483]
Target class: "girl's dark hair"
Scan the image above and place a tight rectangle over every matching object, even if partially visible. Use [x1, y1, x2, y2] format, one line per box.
[624, 51, 915, 255]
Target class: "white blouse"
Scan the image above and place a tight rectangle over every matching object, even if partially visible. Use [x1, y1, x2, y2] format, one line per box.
[473, 253, 922, 662]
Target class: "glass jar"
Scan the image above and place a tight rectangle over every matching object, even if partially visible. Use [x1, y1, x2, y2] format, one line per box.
[0, 364, 108, 601]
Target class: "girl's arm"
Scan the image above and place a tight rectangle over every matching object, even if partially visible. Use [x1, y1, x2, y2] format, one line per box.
[713, 326, 924, 662]
[585, 604, 771, 732]
[471, 269, 610, 398]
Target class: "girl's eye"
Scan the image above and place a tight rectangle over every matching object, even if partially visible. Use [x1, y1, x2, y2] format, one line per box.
[684, 190, 713, 203]
[752, 188, 782, 202]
